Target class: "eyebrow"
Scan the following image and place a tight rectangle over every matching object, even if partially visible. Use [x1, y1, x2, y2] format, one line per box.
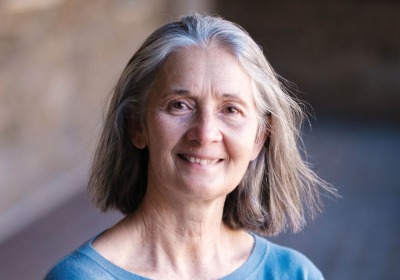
[221, 93, 251, 108]
[174, 89, 190, 95]
[168, 89, 250, 108]
[171, 89, 243, 98]
[221, 93, 242, 99]
[158, 88, 188, 100]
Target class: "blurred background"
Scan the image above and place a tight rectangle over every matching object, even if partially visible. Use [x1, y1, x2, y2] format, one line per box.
[0, 0, 399, 279]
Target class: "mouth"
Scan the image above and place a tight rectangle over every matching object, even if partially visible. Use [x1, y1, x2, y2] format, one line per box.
[178, 154, 222, 165]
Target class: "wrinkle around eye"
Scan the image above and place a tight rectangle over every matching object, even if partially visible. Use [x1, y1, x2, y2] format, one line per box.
[166, 99, 193, 115]
[222, 106, 240, 115]
[219, 102, 247, 117]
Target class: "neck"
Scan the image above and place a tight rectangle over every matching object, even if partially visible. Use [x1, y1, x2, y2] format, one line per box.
[123, 186, 240, 278]
[94, 184, 253, 279]
[134, 185, 229, 249]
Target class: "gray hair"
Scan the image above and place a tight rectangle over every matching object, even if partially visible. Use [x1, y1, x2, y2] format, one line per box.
[88, 13, 335, 236]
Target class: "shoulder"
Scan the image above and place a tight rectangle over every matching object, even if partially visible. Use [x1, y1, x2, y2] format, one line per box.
[45, 252, 94, 279]
[44, 239, 114, 280]
[253, 234, 324, 280]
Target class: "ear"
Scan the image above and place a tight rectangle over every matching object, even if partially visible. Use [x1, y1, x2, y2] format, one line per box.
[128, 116, 147, 149]
[250, 115, 270, 160]
[250, 130, 268, 161]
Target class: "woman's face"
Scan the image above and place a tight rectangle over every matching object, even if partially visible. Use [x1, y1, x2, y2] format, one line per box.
[132, 46, 266, 203]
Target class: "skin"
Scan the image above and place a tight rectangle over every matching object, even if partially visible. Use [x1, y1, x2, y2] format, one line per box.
[93, 45, 267, 279]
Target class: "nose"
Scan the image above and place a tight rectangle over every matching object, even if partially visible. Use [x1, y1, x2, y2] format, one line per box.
[186, 109, 223, 145]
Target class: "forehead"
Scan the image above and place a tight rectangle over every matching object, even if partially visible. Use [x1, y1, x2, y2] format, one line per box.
[155, 46, 254, 96]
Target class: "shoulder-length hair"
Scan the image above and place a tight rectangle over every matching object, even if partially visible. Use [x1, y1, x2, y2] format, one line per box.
[88, 13, 335, 236]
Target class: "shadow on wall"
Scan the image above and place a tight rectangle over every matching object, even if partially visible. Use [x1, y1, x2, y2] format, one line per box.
[216, 2, 400, 279]
[216, 0, 400, 122]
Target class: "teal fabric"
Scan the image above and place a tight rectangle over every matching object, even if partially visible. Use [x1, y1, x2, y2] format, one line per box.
[45, 233, 323, 279]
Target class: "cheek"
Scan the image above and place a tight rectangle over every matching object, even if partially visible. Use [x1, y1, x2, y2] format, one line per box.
[146, 115, 185, 155]
[226, 122, 259, 154]
[225, 133, 258, 167]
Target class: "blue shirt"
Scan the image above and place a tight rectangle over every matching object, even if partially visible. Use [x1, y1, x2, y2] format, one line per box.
[46, 233, 324, 279]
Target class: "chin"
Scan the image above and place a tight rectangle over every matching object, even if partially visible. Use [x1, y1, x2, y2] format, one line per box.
[178, 182, 234, 201]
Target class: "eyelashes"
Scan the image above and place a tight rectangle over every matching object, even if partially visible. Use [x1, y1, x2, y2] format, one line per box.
[166, 99, 244, 117]
[221, 105, 240, 115]
[166, 99, 193, 114]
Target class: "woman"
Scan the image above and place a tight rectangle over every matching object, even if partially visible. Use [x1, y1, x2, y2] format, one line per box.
[46, 13, 335, 279]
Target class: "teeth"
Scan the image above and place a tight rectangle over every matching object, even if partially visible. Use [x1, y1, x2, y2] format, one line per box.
[184, 155, 218, 165]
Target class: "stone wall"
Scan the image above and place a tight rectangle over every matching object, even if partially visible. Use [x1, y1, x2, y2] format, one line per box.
[0, 0, 214, 242]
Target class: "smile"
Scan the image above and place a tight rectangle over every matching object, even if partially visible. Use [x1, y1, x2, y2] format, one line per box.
[178, 154, 221, 165]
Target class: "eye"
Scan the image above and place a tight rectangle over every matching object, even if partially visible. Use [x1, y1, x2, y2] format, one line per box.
[171, 101, 188, 109]
[167, 100, 192, 114]
[222, 105, 240, 115]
